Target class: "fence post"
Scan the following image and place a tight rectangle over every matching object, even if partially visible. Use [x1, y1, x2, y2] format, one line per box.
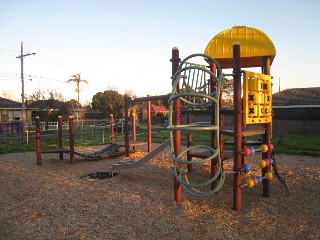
[35, 116, 42, 165]
[58, 116, 63, 160]
[69, 116, 75, 164]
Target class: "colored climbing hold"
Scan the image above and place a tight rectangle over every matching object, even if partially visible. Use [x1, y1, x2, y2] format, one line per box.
[249, 147, 255, 155]
[247, 179, 255, 188]
[267, 143, 274, 151]
[242, 164, 251, 173]
[265, 172, 273, 180]
[253, 177, 259, 186]
[267, 157, 274, 165]
[261, 144, 268, 153]
[243, 147, 251, 156]
[265, 159, 270, 167]
[259, 159, 267, 168]
[256, 176, 262, 184]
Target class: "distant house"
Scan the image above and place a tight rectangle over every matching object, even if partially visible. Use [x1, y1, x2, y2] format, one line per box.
[0, 97, 33, 134]
[272, 87, 320, 134]
[127, 104, 169, 122]
[0, 97, 32, 122]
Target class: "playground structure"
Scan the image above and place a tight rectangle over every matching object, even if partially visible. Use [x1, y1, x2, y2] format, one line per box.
[167, 26, 279, 211]
[111, 93, 170, 171]
[34, 26, 287, 212]
[36, 95, 167, 166]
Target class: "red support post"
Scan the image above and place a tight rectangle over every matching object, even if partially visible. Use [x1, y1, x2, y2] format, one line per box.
[132, 113, 136, 151]
[262, 56, 272, 197]
[233, 43, 242, 211]
[58, 116, 63, 160]
[186, 113, 192, 172]
[210, 63, 218, 189]
[124, 94, 130, 157]
[35, 116, 41, 165]
[69, 116, 75, 164]
[171, 47, 182, 202]
[147, 97, 152, 153]
[110, 114, 115, 144]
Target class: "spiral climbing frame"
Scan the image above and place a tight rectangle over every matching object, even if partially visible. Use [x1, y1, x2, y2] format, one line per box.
[168, 52, 225, 197]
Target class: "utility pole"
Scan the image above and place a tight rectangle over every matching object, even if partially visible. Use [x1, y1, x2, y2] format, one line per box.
[279, 77, 281, 92]
[16, 41, 36, 143]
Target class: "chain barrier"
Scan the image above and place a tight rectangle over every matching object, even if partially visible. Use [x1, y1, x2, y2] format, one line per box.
[271, 151, 290, 194]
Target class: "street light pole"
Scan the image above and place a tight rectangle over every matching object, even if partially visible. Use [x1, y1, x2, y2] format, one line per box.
[16, 41, 36, 143]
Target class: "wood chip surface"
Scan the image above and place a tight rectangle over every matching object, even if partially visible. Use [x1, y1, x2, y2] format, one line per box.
[0, 144, 319, 239]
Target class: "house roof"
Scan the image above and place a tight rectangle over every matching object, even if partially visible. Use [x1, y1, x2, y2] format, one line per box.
[140, 104, 169, 112]
[0, 97, 21, 109]
[273, 87, 320, 106]
[26, 99, 63, 109]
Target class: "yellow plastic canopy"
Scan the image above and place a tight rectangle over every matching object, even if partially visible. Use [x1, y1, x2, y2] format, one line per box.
[204, 26, 276, 68]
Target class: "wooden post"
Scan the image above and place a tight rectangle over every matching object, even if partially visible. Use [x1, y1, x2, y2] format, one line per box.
[171, 47, 182, 202]
[132, 113, 136, 151]
[233, 43, 242, 211]
[210, 62, 218, 189]
[187, 113, 192, 172]
[124, 94, 130, 157]
[35, 116, 41, 165]
[147, 96, 152, 153]
[262, 56, 272, 197]
[69, 116, 75, 164]
[58, 116, 63, 160]
[110, 114, 114, 144]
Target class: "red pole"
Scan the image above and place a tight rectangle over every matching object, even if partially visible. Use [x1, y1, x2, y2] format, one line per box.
[110, 114, 115, 144]
[210, 63, 218, 189]
[147, 97, 152, 153]
[233, 43, 242, 211]
[262, 56, 272, 197]
[69, 116, 75, 164]
[35, 116, 41, 165]
[58, 115, 63, 160]
[171, 47, 182, 202]
[132, 113, 136, 151]
[186, 113, 192, 172]
[124, 94, 130, 157]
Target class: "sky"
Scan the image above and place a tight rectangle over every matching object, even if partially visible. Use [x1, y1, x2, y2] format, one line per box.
[0, 0, 319, 104]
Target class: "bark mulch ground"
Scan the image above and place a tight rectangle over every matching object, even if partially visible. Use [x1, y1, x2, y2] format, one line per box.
[0, 145, 319, 239]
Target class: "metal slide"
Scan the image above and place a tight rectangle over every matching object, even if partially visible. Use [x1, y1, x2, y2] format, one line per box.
[111, 139, 170, 171]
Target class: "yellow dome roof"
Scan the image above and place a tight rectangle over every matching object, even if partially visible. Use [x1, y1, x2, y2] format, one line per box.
[204, 26, 276, 68]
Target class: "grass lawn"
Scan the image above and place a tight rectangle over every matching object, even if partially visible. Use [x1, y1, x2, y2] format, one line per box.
[0, 128, 319, 157]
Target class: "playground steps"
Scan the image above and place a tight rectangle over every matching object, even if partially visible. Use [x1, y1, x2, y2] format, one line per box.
[111, 139, 170, 171]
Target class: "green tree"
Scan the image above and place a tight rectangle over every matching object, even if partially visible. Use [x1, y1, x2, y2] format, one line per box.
[66, 73, 88, 104]
[91, 89, 124, 119]
[59, 99, 81, 120]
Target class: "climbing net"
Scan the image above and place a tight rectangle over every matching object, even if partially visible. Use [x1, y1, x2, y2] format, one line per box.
[168, 53, 225, 197]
